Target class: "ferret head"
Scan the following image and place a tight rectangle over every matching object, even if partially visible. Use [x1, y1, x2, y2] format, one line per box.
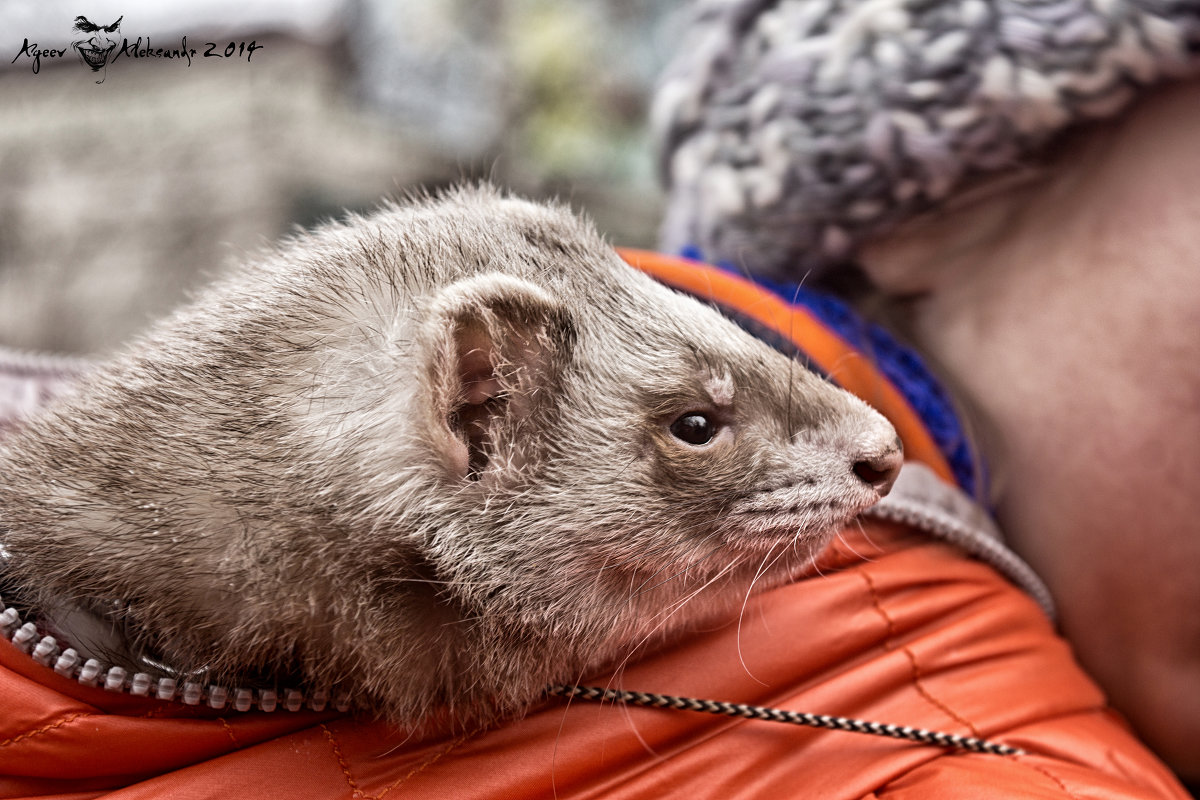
[359, 189, 903, 662]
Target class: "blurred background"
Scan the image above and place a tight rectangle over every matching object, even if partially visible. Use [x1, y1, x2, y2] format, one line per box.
[0, 0, 681, 353]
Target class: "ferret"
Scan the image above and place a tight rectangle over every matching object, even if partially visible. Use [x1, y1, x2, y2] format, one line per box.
[0, 186, 901, 728]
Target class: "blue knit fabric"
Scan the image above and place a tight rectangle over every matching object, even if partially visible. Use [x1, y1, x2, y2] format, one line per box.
[677, 246, 984, 500]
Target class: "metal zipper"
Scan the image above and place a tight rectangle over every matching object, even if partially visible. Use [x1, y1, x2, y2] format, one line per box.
[0, 599, 350, 713]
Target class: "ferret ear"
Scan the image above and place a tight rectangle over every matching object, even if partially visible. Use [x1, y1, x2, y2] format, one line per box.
[424, 273, 574, 481]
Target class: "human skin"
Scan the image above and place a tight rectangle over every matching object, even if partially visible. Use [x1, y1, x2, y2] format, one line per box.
[857, 79, 1200, 781]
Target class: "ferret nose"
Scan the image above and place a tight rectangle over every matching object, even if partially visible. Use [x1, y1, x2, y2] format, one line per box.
[852, 439, 903, 497]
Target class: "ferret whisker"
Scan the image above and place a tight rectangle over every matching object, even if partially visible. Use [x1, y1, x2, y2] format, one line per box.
[853, 514, 883, 555]
[597, 537, 693, 573]
[619, 534, 720, 578]
[610, 556, 745, 681]
[628, 542, 730, 598]
[614, 539, 708, 590]
[550, 663, 595, 800]
[787, 534, 824, 581]
[734, 538, 790, 684]
[832, 518, 872, 564]
[603, 662, 663, 761]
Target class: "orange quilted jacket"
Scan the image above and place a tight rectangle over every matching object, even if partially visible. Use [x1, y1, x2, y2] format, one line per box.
[0, 252, 1188, 799]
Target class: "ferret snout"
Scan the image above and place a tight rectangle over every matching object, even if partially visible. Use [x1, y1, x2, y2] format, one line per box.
[850, 429, 904, 497]
[852, 441, 903, 496]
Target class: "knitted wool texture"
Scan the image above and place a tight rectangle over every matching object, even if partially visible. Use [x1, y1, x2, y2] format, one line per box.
[655, 0, 1200, 279]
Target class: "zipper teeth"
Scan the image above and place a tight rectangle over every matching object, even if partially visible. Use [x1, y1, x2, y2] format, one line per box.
[0, 602, 350, 714]
[0, 346, 94, 376]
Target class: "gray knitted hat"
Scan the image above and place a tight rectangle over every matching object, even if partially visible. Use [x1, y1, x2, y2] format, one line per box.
[655, 0, 1200, 279]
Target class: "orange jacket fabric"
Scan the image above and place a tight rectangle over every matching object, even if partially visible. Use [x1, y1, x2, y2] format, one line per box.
[0, 253, 1189, 798]
[0, 522, 1189, 799]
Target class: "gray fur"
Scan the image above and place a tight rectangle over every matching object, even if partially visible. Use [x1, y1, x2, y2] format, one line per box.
[0, 186, 900, 727]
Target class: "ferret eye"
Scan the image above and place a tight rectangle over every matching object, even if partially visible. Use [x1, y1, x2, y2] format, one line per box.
[670, 413, 717, 446]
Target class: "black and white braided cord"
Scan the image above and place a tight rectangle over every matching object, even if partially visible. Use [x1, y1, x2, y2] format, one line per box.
[549, 685, 1025, 757]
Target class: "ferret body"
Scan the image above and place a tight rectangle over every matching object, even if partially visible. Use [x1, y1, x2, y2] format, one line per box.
[0, 186, 900, 727]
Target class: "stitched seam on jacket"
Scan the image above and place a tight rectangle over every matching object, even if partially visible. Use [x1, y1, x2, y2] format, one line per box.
[217, 717, 241, 748]
[0, 712, 91, 747]
[320, 723, 479, 799]
[1014, 759, 1086, 800]
[859, 567, 982, 739]
[321, 725, 365, 798]
[375, 730, 480, 799]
